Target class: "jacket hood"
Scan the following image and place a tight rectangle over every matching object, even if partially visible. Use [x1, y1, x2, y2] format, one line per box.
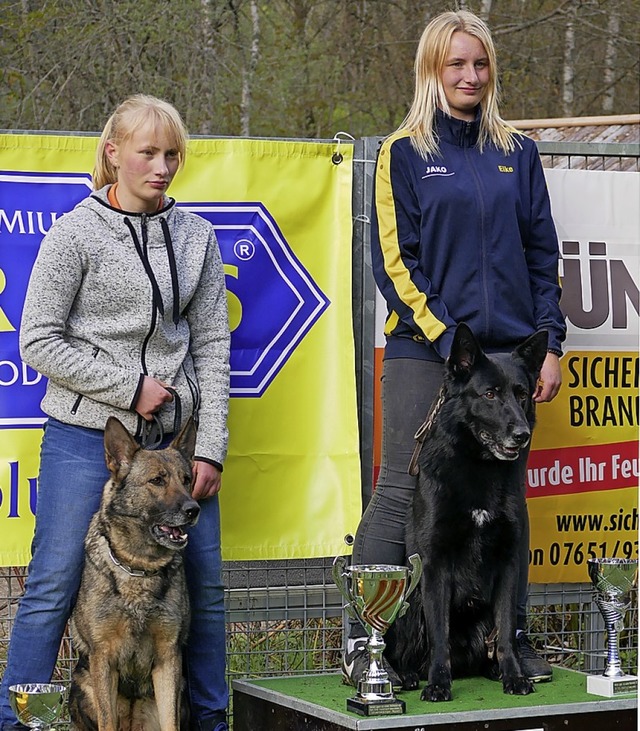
[87, 185, 176, 218]
[79, 186, 181, 325]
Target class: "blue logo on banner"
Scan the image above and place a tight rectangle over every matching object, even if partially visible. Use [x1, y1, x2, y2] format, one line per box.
[0, 172, 93, 424]
[0, 173, 329, 425]
[183, 203, 329, 397]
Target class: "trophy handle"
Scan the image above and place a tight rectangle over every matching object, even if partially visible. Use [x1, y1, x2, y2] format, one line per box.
[404, 553, 422, 599]
[397, 553, 422, 619]
[332, 555, 360, 622]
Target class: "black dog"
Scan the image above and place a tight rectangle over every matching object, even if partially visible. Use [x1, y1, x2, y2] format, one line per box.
[386, 323, 548, 702]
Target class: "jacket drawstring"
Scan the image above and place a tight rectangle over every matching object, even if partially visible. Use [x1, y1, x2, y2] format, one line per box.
[125, 217, 165, 319]
[161, 218, 181, 326]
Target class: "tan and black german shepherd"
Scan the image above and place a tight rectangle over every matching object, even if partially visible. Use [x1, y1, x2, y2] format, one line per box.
[69, 416, 200, 731]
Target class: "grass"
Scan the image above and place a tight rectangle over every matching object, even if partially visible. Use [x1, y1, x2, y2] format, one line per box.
[227, 617, 343, 678]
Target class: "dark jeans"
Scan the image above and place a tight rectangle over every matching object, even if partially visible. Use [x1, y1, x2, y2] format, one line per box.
[349, 357, 531, 638]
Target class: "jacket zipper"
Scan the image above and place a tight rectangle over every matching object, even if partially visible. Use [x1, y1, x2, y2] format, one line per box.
[138, 213, 156, 377]
[127, 213, 178, 438]
[70, 346, 100, 414]
[464, 140, 491, 339]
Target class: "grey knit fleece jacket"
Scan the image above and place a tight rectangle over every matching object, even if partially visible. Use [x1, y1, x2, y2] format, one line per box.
[20, 186, 230, 466]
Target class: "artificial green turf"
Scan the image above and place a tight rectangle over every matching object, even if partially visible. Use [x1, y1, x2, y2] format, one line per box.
[249, 667, 636, 718]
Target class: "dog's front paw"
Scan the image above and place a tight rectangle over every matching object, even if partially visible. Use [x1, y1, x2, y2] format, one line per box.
[399, 671, 420, 691]
[503, 675, 534, 696]
[421, 683, 452, 702]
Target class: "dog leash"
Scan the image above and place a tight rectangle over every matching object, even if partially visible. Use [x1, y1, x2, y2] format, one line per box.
[140, 387, 182, 450]
[484, 627, 499, 660]
[407, 385, 446, 477]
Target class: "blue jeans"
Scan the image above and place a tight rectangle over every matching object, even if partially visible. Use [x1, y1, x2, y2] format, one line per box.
[349, 358, 531, 637]
[0, 418, 227, 729]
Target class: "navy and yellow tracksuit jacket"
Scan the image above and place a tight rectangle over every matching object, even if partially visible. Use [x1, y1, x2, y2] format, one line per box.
[371, 109, 566, 362]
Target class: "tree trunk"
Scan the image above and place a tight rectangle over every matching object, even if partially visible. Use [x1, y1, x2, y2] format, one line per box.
[562, 5, 576, 116]
[241, 0, 260, 137]
[479, 0, 493, 21]
[199, 0, 216, 135]
[603, 10, 619, 113]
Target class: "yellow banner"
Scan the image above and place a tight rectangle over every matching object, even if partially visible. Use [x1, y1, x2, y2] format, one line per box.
[0, 134, 362, 564]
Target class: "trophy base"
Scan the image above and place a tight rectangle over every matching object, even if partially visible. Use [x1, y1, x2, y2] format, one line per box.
[346, 695, 406, 716]
[587, 673, 637, 697]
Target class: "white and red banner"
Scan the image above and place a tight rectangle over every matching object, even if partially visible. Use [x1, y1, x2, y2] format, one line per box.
[373, 168, 639, 583]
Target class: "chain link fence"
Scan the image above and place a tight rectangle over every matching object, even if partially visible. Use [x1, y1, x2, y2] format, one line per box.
[1, 563, 638, 724]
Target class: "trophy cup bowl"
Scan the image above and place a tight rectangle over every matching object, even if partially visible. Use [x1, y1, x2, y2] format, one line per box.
[8, 684, 66, 729]
[333, 553, 422, 716]
[586, 557, 638, 697]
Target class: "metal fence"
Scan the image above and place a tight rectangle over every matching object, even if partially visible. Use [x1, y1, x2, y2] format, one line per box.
[1, 564, 638, 726]
[1, 138, 638, 726]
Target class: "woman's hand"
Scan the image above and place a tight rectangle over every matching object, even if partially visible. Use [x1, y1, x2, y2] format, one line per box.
[191, 460, 222, 500]
[135, 376, 173, 420]
[533, 352, 562, 403]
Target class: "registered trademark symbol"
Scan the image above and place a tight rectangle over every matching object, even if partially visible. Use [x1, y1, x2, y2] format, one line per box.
[234, 239, 255, 261]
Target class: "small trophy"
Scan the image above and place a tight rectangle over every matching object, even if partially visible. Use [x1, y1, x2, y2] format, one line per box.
[586, 557, 638, 697]
[8, 683, 66, 729]
[333, 554, 422, 716]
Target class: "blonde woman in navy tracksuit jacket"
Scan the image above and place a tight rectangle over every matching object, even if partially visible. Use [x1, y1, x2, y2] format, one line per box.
[342, 10, 566, 690]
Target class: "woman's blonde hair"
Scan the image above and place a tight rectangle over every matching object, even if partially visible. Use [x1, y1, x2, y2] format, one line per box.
[93, 94, 188, 190]
[400, 10, 517, 159]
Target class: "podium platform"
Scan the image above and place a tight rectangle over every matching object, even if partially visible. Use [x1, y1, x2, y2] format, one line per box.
[232, 668, 637, 730]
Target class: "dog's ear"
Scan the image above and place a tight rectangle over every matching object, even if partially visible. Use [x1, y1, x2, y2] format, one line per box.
[104, 416, 139, 477]
[448, 322, 484, 378]
[171, 416, 197, 463]
[514, 330, 549, 378]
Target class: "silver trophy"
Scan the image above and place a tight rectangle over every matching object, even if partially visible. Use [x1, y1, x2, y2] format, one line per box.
[8, 684, 66, 729]
[586, 558, 638, 697]
[333, 554, 422, 716]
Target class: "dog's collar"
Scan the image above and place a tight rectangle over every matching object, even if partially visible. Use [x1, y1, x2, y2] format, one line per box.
[106, 543, 159, 578]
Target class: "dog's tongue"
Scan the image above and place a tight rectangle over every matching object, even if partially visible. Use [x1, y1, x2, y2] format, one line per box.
[160, 525, 186, 540]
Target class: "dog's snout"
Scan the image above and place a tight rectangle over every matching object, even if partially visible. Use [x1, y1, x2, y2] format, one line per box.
[184, 501, 200, 522]
[512, 429, 530, 446]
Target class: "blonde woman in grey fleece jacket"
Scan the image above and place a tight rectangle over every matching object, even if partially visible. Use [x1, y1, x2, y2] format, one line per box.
[0, 96, 230, 731]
